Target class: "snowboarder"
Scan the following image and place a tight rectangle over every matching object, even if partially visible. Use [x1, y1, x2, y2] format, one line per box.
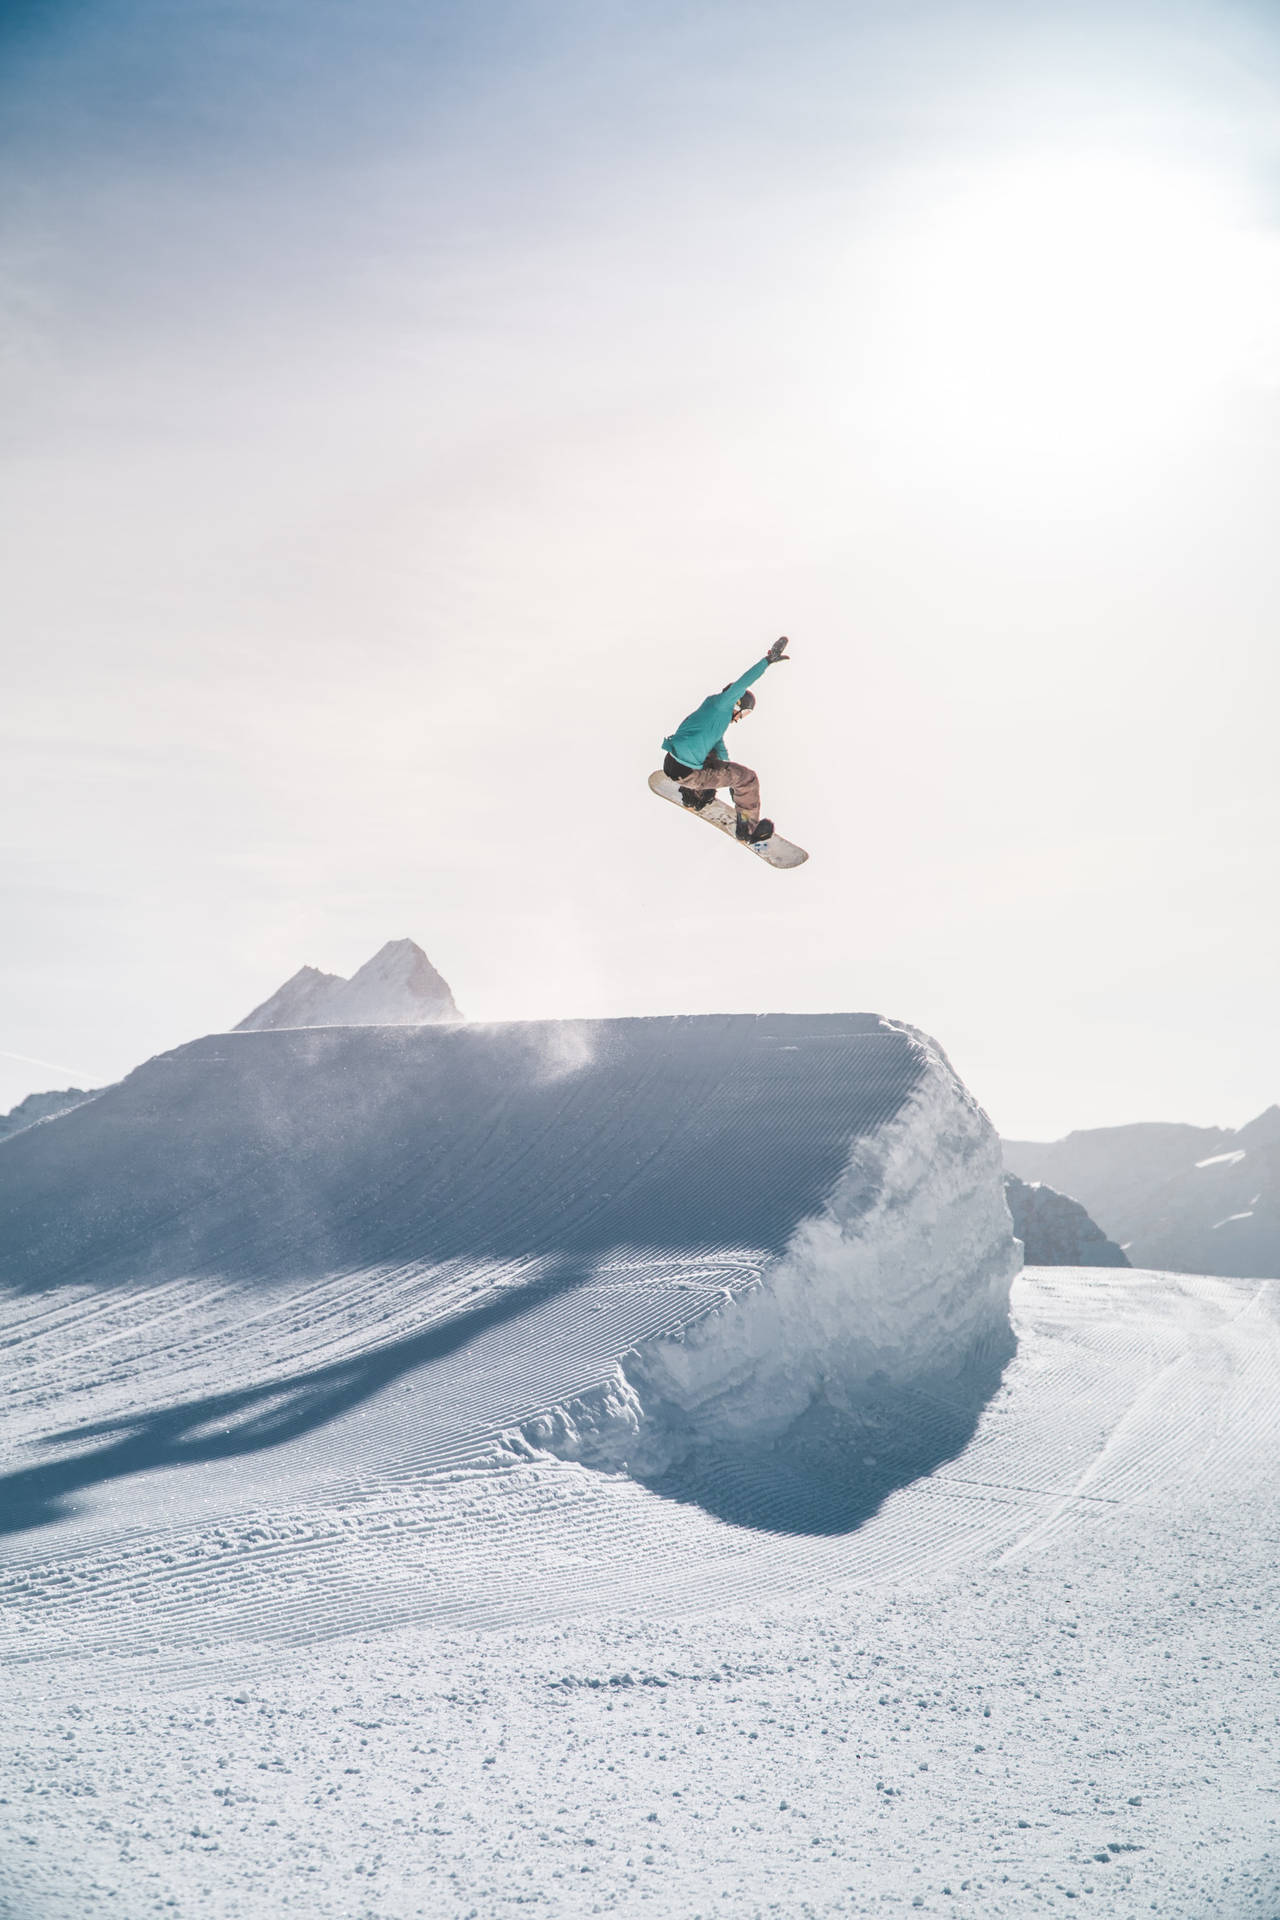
[660, 637, 791, 844]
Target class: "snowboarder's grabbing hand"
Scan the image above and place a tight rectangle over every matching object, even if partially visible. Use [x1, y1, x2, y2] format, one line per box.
[660, 639, 792, 844]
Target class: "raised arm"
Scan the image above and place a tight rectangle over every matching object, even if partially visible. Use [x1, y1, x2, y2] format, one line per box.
[722, 656, 770, 706]
[723, 637, 790, 705]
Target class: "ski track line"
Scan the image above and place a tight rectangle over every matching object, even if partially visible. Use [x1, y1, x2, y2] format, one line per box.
[5, 1264, 1250, 1668]
[5, 1252, 753, 1427]
[3, 1256, 574, 1439]
[1189, 1279, 1280, 1483]
[5, 1263, 522, 1419]
[0, 1271, 201, 1354]
[1095, 1278, 1280, 1511]
[9, 1026, 1267, 1677]
[997, 1270, 1280, 1565]
[0, 1272, 1201, 1657]
[2, 1259, 1243, 1666]
[0, 1265, 757, 1579]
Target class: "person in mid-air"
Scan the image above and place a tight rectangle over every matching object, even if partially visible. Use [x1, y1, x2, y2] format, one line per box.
[661, 636, 791, 843]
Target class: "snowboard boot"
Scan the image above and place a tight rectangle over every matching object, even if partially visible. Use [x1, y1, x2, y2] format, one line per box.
[736, 813, 775, 844]
[681, 786, 716, 811]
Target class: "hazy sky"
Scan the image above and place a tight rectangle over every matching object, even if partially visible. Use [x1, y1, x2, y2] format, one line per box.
[3, 0, 1278, 1138]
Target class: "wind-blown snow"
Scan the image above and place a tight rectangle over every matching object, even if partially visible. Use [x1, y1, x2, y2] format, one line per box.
[520, 1033, 1016, 1491]
[5, 1016, 1275, 1917]
[0, 1011, 1015, 1556]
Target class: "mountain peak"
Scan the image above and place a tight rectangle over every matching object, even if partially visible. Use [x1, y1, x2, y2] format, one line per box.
[1236, 1103, 1280, 1148]
[234, 941, 462, 1032]
[235, 964, 346, 1033]
[329, 941, 461, 1026]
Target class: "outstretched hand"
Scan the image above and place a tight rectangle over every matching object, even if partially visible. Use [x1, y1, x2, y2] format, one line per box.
[766, 635, 790, 664]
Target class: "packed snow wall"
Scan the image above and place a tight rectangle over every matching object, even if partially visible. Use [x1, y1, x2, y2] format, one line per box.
[0, 1014, 1017, 1535]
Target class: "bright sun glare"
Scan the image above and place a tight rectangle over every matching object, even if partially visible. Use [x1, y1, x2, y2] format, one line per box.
[868, 154, 1280, 482]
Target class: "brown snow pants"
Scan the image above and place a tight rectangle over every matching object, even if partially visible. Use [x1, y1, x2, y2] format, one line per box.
[673, 758, 761, 824]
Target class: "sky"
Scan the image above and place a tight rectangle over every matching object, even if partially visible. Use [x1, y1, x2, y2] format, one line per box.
[2, 0, 1278, 1139]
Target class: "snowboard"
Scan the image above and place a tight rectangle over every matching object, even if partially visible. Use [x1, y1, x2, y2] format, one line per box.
[648, 771, 809, 869]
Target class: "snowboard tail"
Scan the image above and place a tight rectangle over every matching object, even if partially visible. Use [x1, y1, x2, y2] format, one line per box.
[648, 772, 808, 869]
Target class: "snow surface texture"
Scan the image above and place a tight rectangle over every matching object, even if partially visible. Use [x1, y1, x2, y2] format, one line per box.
[5, 1019, 1278, 1915]
[1002, 1173, 1129, 1268]
[4, 1265, 1278, 1919]
[235, 937, 462, 1030]
[514, 1034, 1018, 1501]
[1005, 1107, 1280, 1277]
[0, 1012, 1015, 1553]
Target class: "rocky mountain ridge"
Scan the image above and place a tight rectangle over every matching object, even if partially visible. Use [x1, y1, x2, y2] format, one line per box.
[1003, 1172, 1130, 1267]
[1004, 1105, 1280, 1277]
[234, 939, 462, 1031]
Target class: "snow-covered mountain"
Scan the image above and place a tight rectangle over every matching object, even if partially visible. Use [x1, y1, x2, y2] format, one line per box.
[232, 963, 346, 1032]
[1003, 1172, 1129, 1267]
[0, 1085, 99, 1144]
[235, 938, 462, 1030]
[1004, 1105, 1280, 1276]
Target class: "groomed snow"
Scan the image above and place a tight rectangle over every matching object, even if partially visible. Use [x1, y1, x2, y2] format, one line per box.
[0, 1011, 1014, 1573]
[4, 1266, 1278, 1918]
[2, 1018, 1277, 1916]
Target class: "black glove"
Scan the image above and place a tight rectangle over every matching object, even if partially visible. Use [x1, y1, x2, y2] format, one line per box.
[766, 636, 790, 664]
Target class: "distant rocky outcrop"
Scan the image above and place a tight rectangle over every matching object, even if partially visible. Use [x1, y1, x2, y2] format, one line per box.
[0, 1087, 99, 1145]
[235, 939, 462, 1031]
[1004, 1173, 1130, 1268]
[1004, 1105, 1280, 1278]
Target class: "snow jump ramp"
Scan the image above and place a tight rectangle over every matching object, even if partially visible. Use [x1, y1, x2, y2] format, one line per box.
[1, 1014, 1018, 1643]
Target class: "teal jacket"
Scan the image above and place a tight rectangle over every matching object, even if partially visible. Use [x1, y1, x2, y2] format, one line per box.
[661, 657, 769, 769]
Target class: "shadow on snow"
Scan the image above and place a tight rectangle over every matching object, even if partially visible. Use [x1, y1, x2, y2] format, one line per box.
[1, 1282, 1015, 1543]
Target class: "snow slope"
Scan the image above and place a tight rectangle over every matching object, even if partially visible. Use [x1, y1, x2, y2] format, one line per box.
[0, 1012, 1015, 1578]
[4, 1263, 1278, 1920]
[0, 1085, 98, 1143]
[4, 1019, 1277, 1916]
